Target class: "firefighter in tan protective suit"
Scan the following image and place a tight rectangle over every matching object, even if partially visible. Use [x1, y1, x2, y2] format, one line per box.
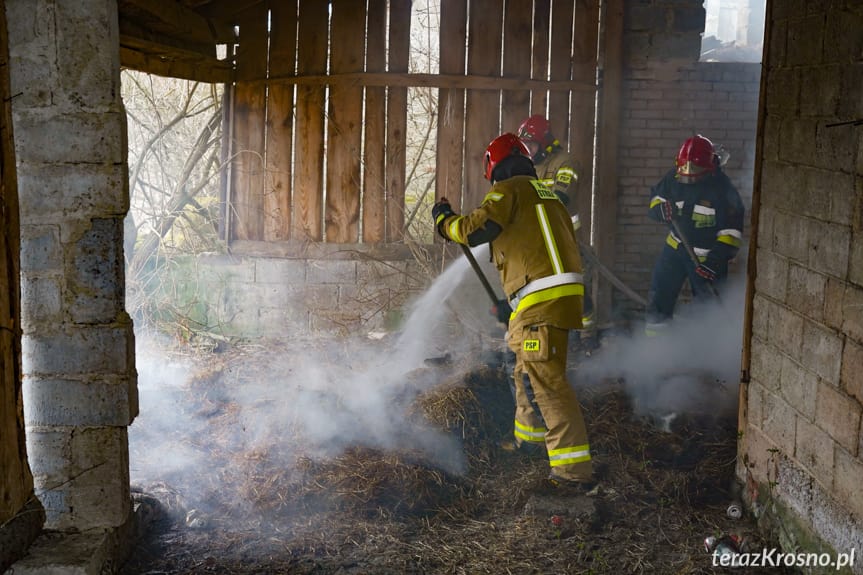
[431, 133, 594, 490]
[517, 114, 595, 334]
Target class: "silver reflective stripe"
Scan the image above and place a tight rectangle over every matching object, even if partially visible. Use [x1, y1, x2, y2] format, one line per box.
[717, 228, 742, 239]
[510, 272, 584, 308]
[548, 448, 591, 463]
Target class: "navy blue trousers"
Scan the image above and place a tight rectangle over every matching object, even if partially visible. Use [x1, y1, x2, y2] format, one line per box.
[646, 244, 725, 327]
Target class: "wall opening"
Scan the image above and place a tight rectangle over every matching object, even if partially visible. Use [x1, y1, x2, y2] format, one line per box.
[700, 0, 766, 62]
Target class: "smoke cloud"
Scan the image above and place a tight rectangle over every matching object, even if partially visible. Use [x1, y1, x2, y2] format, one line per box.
[578, 268, 747, 423]
[129, 245, 505, 497]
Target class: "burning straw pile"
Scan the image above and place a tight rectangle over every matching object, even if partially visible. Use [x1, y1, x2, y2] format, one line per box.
[127, 341, 759, 575]
[190, 358, 516, 524]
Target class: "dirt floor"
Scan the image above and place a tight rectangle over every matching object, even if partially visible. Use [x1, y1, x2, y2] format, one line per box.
[119, 334, 792, 575]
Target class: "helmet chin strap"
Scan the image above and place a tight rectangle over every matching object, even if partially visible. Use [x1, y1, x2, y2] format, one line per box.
[533, 139, 561, 164]
[532, 148, 549, 164]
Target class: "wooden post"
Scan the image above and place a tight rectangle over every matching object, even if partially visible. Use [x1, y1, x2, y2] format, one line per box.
[531, 0, 551, 114]
[362, 0, 387, 243]
[231, 3, 268, 240]
[386, 0, 411, 241]
[294, 0, 328, 241]
[593, 0, 623, 326]
[265, 0, 298, 241]
[548, 0, 575, 144]
[326, 0, 365, 243]
[464, 0, 503, 209]
[435, 0, 467, 221]
[571, 0, 599, 242]
[501, 0, 532, 134]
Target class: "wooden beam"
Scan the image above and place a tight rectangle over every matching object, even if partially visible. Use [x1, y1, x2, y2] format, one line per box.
[531, 0, 551, 114]
[501, 0, 532, 133]
[260, 71, 596, 92]
[362, 0, 387, 243]
[230, 3, 268, 240]
[548, 0, 575, 143]
[118, 17, 215, 60]
[593, 0, 624, 326]
[264, 0, 298, 241]
[293, 0, 329, 241]
[120, 46, 232, 83]
[464, 0, 503, 209]
[386, 0, 411, 242]
[326, 0, 365, 243]
[119, 0, 234, 43]
[571, 0, 599, 241]
[194, 0, 266, 26]
[435, 0, 467, 220]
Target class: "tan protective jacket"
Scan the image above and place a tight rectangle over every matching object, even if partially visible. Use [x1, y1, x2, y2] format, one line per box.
[438, 175, 583, 329]
[535, 149, 580, 230]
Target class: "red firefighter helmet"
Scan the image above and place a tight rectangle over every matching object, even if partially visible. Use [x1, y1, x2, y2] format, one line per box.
[517, 115, 554, 147]
[676, 135, 717, 183]
[484, 133, 531, 181]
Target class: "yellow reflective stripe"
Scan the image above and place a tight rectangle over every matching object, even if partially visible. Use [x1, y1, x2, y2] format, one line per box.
[717, 227, 742, 245]
[446, 216, 465, 244]
[535, 204, 564, 274]
[717, 228, 742, 239]
[556, 167, 576, 185]
[548, 444, 592, 466]
[650, 196, 665, 209]
[717, 234, 742, 248]
[483, 191, 504, 203]
[512, 283, 584, 318]
[514, 420, 548, 441]
[665, 233, 679, 249]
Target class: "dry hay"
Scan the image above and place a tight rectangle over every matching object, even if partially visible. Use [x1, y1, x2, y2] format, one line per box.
[122, 341, 793, 575]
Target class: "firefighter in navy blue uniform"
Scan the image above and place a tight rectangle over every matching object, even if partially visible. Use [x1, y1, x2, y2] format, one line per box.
[516, 114, 595, 332]
[645, 135, 744, 335]
[431, 133, 594, 489]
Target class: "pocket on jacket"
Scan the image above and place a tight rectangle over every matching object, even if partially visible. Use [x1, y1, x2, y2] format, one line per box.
[522, 324, 550, 362]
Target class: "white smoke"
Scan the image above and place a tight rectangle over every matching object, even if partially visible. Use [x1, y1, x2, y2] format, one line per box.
[129, 245, 506, 491]
[579, 269, 747, 422]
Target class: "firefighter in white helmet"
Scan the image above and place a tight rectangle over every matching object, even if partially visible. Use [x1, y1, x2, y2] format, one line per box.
[431, 133, 594, 491]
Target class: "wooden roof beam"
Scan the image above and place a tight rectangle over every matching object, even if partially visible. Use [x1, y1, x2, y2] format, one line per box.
[119, 0, 235, 44]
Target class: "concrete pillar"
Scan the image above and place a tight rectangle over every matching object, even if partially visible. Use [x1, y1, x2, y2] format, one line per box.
[6, 0, 137, 531]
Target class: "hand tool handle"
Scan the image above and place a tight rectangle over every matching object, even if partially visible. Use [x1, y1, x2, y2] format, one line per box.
[670, 218, 721, 299]
[459, 243, 500, 306]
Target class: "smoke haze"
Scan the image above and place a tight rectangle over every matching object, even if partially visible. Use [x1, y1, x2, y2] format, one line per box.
[129, 245, 504, 497]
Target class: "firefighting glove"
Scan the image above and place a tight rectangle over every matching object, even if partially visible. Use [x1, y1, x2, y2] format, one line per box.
[659, 200, 675, 223]
[491, 299, 513, 325]
[431, 198, 455, 240]
[695, 262, 718, 282]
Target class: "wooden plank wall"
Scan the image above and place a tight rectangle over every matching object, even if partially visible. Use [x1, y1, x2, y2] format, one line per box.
[226, 0, 599, 244]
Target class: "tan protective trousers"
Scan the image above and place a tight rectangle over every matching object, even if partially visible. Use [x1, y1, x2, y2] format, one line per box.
[507, 322, 593, 482]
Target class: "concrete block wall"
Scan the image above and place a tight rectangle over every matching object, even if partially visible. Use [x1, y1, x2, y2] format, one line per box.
[7, 0, 136, 531]
[736, 1, 863, 570]
[613, 0, 760, 317]
[158, 245, 437, 339]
